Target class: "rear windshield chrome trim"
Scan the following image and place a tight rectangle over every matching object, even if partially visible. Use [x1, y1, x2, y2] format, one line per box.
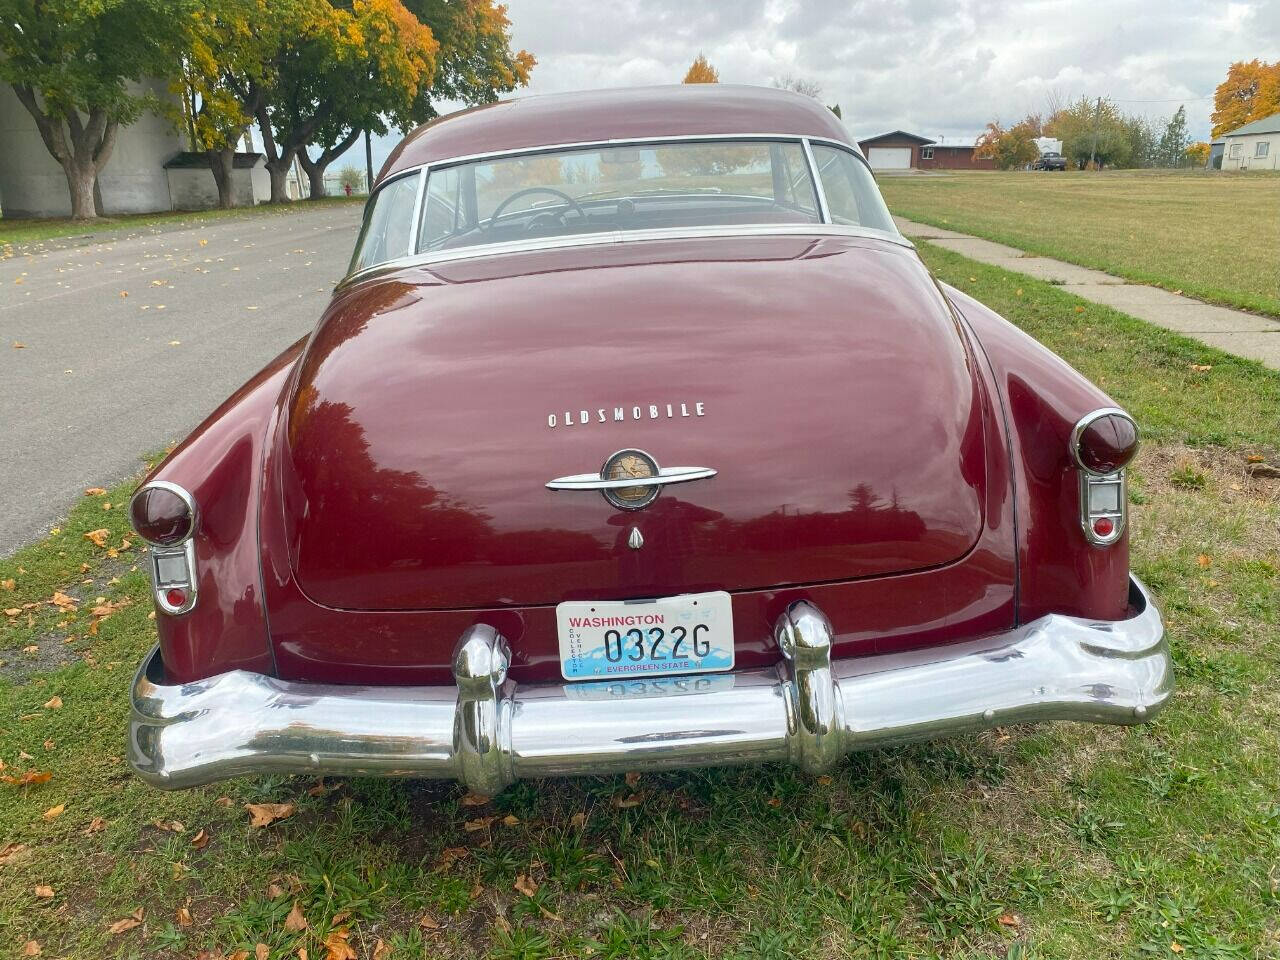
[338, 222, 914, 289]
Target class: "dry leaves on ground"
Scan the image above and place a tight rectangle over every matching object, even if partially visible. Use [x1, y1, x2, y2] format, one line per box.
[43, 696, 62, 710]
[190, 828, 209, 849]
[1, 843, 32, 865]
[284, 902, 308, 932]
[2, 770, 52, 787]
[107, 907, 144, 934]
[460, 792, 489, 806]
[42, 804, 65, 821]
[21, 941, 41, 956]
[33, 884, 54, 898]
[514, 874, 539, 897]
[177, 906, 193, 927]
[83, 529, 109, 548]
[245, 802, 295, 828]
[324, 927, 357, 960]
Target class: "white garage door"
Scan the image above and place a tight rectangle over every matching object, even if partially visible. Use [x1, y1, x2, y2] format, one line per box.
[867, 147, 912, 170]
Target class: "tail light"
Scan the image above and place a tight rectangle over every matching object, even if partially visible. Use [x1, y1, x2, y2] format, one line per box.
[129, 481, 198, 614]
[1070, 409, 1138, 547]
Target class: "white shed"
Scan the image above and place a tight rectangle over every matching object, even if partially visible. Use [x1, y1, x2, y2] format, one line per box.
[163, 152, 271, 209]
[1219, 113, 1279, 171]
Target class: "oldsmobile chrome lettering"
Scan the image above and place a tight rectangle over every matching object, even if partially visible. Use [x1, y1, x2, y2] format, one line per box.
[547, 402, 705, 428]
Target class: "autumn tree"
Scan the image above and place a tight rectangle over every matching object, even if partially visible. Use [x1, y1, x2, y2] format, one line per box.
[0, 0, 195, 219]
[974, 120, 1039, 169]
[181, 0, 316, 208]
[1184, 141, 1211, 167]
[1048, 97, 1132, 169]
[683, 54, 719, 84]
[299, 0, 534, 199]
[1211, 59, 1280, 137]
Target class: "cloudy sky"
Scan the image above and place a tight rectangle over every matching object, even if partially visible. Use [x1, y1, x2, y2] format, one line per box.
[336, 0, 1279, 173]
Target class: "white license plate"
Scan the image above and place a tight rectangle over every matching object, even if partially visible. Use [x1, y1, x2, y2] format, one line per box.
[556, 591, 734, 681]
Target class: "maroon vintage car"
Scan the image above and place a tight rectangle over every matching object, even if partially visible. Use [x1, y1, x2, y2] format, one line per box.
[127, 85, 1170, 793]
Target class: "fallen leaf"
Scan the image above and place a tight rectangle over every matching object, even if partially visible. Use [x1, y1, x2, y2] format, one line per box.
[569, 812, 587, 829]
[372, 939, 392, 960]
[43, 697, 62, 710]
[624, 771, 641, 788]
[463, 816, 496, 832]
[331, 910, 351, 925]
[1, 770, 52, 786]
[1, 578, 13, 591]
[119, 290, 128, 298]
[256, 944, 269, 960]
[298, 950, 309, 960]
[190, 828, 209, 849]
[83, 529, 109, 548]
[418, 913, 441, 929]
[0, 842, 31, 865]
[514, 874, 539, 897]
[215, 795, 233, 807]
[34, 884, 54, 898]
[459, 792, 489, 806]
[284, 901, 308, 932]
[613, 793, 643, 809]
[107, 907, 144, 934]
[4, 608, 19, 617]
[766, 797, 782, 808]
[502, 814, 520, 826]
[153, 819, 185, 833]
[1197, 554, 1212, 569]
[816, 774, 833, 786]
[998, 912, 1021, 927]
[323, 926, 357, 960]
[1171, 943, 1184, 954]
[1188, 363, 1212, 372]
[42, 803, 65, 821]
[83, 817, 106, 835]
[436, 846, 469, 870]
[229, 952, 250, 960]
[176, 906, 193, 927]
[266, 882, 286, 899]
[245, 802, 295, 828]
[84, 488, 106, 496]
[199, 238, 208, 246]
[21, 941, 41, 957]
[51, 591, 77, 609]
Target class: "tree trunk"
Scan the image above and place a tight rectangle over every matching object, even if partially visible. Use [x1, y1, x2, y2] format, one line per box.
[298, 150, 327, 199]
[207, 147, 237, 208]
[64, 160, 97, 220]
[266, 158, 293, 203]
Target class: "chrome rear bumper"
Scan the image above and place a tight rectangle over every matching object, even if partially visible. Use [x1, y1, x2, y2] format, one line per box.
[129, 577, 1172, 792]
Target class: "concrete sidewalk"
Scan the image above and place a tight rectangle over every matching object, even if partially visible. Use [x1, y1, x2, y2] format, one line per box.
[896, 217, 1280, 371]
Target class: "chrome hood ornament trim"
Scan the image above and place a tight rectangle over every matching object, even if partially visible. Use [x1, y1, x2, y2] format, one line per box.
[546, 449, 715, 511]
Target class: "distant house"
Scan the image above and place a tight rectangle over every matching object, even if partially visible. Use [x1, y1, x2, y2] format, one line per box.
[856, 130, 995, 171]
[164, 152, 270, 209]
[1218, 113, 1279, 171]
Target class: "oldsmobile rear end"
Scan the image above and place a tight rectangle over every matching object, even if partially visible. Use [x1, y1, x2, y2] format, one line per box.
[126, 85, 1170, 793]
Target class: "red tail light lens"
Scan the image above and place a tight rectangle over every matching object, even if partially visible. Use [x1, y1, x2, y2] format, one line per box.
[129, 483, 196, 546]
[1072, 410, 1139, 475]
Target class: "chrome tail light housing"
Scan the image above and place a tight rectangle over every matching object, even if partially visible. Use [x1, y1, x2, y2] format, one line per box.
[129, 481, 199, 614]
[1071, 408, 1138, 547]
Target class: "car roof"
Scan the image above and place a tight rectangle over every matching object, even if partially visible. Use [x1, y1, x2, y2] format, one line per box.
[377, 84, 857, 186]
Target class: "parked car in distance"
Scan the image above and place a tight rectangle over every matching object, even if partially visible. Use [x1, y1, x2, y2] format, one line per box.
[127, 85, 1171, 794]
[1034, 150, 1068, 170]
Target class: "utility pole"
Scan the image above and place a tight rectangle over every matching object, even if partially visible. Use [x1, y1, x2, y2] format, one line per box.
[1087, 96, 1102, 170]
[364, 130, 374, 195]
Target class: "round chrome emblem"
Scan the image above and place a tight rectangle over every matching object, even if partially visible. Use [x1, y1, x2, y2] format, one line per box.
[601, 449, 660, 510]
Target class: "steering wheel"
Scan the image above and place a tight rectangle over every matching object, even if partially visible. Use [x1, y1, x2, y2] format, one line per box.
[485, 186, 586, 231]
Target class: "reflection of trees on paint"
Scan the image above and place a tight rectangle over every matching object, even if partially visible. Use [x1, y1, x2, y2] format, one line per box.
[721, 483, 928, 553]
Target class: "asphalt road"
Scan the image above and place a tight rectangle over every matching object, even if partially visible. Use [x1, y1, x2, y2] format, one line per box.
[0, 203, 364, 555]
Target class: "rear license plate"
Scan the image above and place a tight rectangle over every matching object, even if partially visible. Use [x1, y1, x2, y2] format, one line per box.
[556, 591, 734, 681]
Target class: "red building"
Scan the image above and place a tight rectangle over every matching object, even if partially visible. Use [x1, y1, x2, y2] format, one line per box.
[857, 131, 997, 171]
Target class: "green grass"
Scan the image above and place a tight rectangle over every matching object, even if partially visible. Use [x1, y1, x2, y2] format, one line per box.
[3, 246, 1280, 958]
[879, 169, 1280, 317]
[0, 195, 364, 253]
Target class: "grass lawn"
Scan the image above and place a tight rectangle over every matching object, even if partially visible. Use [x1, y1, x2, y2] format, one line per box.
[879, 170, 1280, 318]
[0, 195, 364, 253]
[3, 244, 1280, 958]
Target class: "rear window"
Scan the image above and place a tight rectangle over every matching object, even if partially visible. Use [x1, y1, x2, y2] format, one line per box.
[348, 138, 898, 273]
